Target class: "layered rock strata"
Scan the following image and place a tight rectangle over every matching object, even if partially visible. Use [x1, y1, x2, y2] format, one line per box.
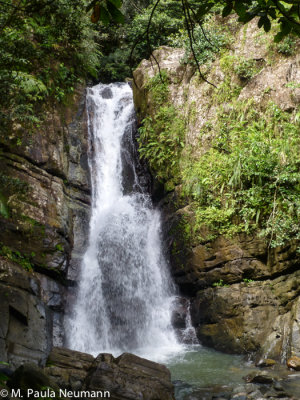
[0, 88, 91, 367]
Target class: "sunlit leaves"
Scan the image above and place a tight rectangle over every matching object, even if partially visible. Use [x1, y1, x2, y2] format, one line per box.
[221, 0, 300, 40]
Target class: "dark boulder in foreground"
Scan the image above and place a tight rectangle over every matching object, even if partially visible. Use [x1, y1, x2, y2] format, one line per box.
[44, 347, 175, 400]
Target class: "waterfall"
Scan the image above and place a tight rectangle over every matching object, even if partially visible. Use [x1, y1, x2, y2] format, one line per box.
[65, 83, 182, 362]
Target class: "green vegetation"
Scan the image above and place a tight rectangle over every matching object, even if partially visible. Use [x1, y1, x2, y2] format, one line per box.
[19, 215, 46, 237]
[182, 101, 300, 248]
[93, 0, 300, 82]
[0, 244, 34, 271]
[233, 57, 260, 80]
[171, 16, 231, 68]
[0, 0, 299, 258]
[212, 279, 229, 287]
[0, 174, 29, 218]
[138, 72, 185, 186]
[0, 0, 100, 133]
[0, 361, 9, 385]
[139, 53, 299, 249]
[243, 278, 254, 285]
[55, 244, 64, 252]
[275, 35, 297, 55]
[97, 0, 184, 81]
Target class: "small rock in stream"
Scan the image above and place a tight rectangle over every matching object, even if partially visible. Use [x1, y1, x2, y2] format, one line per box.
[286, 356, 300, 371]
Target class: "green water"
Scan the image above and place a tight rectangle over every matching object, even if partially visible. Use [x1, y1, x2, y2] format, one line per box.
[166, 345, 256, 399]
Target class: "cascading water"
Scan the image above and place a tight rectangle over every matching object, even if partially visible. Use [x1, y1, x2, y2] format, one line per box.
[65, 82, 182, 362]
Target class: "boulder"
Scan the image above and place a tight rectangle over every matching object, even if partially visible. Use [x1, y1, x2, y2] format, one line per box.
[190, 271, 300, 360]
[256, 359, 277, 368]
[245, 371, 274, 384]
[8, 363, 60, 396]
[287, 356, 300, 371]
[84, 352, 175, 400]
[45, 347, 175, 400]
[44, 347, 94, 390]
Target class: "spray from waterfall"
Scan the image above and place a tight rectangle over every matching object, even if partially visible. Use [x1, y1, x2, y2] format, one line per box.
[65, 83, 182, 362]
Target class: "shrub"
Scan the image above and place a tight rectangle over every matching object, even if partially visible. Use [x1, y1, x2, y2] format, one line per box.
[182, 101, 300, 247]
[137, 72, 185, 185]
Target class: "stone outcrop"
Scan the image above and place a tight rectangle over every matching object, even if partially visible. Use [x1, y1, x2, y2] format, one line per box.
[84, 352, 174, 400]
[191, 270, 300, 361]
[44, 347, 175, 400]
[133, 18, 300, 363]
[287, 356, 300, 371]
[0, 87, 91, 367]
[171, 232, 299, 294]
[44, 346, 94, 389]
[8, 363, 60, 396]
[0, 258, 52, 368]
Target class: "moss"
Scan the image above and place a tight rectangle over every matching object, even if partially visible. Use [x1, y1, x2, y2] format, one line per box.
[18, 214, 46, 237]
[169, 214, 193, 270]
[0, 173, 29, 197]
[0, 243, 33, 271]
[55, 243, 64, 252]
[0, 192, 9, 218]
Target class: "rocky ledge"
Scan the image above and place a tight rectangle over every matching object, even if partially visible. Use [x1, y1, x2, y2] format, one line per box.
[1, 347, 175, 400]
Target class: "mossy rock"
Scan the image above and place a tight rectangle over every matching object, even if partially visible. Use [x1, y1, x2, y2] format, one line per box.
[8, 364, 60, 398]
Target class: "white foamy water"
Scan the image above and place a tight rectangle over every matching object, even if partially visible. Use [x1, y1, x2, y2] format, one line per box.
[65, 83, 182, 362]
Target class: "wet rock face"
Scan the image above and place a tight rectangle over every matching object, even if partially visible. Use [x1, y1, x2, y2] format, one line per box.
[171, 234, 299, 293]
[120, 118, 152, 195]
[0, 258, 52, 368]
[44, 347, 175, 400]
[171, 297, 189, 329]
[189, 263, 300, 361]
[0, 86, 91, 366]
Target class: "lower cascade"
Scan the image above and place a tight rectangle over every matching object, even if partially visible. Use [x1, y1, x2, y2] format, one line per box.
[65, 82, 181, 361]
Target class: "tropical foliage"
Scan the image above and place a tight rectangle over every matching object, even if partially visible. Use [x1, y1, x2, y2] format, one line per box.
[182, 102, 300, 247]
[0, 0, 99, 132]
[138, 64, 300, 248]
[88, 0, 300, 81]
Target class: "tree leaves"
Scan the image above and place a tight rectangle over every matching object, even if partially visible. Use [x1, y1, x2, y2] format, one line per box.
[88, 0, 124, 24]
[222, 3, 233, 18]
[219, 0, 300, 39]
[107, 2, 124, 23]
[87, 0, 299, 41]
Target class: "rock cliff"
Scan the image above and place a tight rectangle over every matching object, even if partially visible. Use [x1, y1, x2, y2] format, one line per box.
[133, 18, 300, 363]
[0, 87, 91, 367]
